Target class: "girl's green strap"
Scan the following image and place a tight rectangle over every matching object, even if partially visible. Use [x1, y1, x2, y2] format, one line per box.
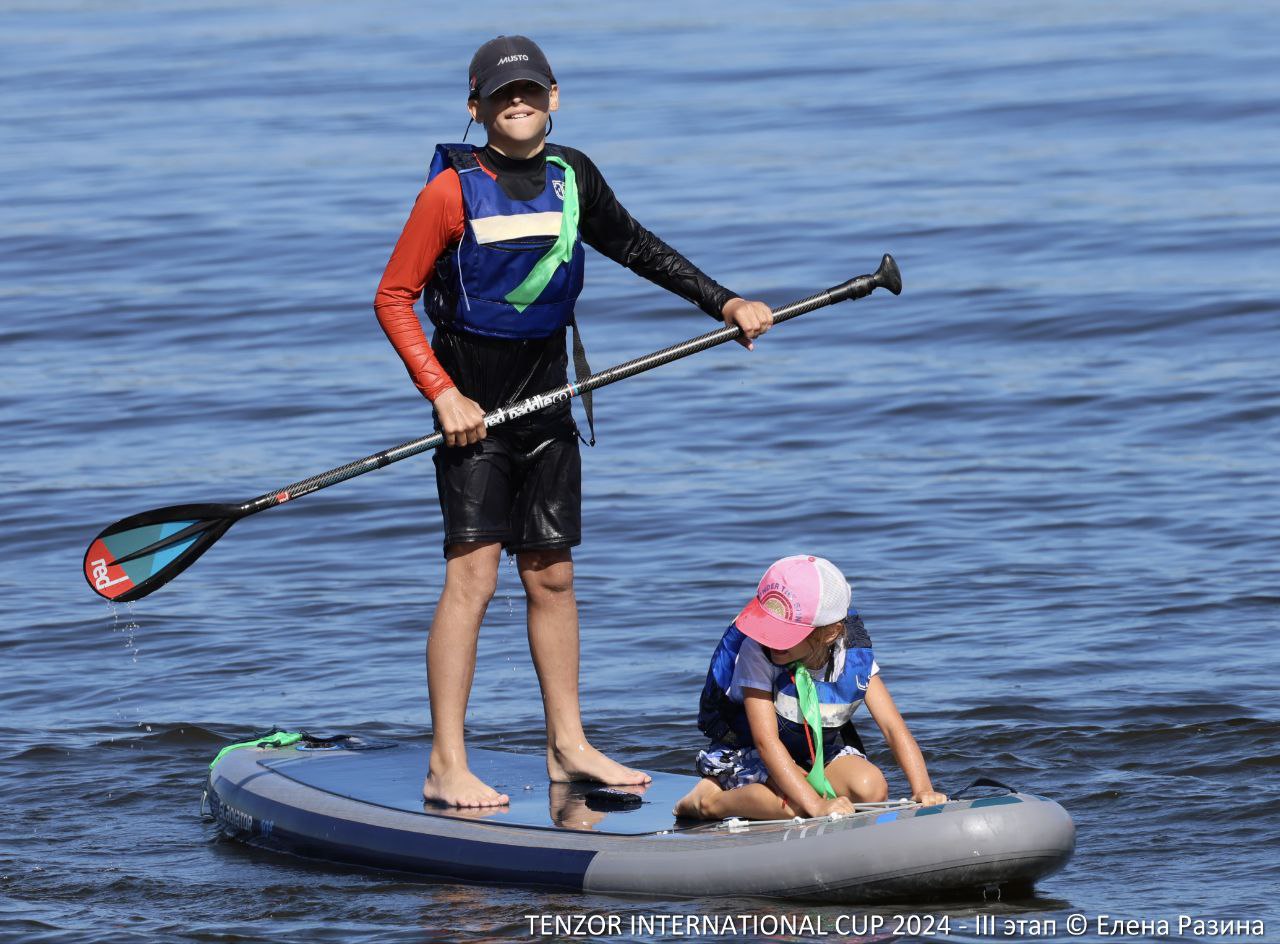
[209, 730, 303, 769]
[504, 155, 579, 313]
[792, 664, 838, 800]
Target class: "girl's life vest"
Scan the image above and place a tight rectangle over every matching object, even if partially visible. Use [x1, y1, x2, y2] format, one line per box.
[697, 615, 875, 769]
[423, 143, 585, 340]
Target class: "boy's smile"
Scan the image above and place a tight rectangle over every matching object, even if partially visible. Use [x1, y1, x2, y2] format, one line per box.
[469, 80, 559, 159]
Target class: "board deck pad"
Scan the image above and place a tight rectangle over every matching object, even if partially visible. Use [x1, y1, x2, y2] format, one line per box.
[262, 744, 699, 835]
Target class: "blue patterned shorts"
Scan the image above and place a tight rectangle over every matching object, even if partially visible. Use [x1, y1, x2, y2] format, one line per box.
[695, 743, 865, 791]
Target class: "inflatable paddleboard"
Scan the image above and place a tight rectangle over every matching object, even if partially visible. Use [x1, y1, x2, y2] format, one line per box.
[204, 733, 1074, 902]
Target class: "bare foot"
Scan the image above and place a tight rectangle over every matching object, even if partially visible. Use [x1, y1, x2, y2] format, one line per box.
[673, 778, 722, 819]
[546, 741, 651, 786]
[423, 765, 510, 807]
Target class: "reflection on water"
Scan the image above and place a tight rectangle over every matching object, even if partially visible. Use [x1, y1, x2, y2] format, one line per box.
[425, 777, 657, 831]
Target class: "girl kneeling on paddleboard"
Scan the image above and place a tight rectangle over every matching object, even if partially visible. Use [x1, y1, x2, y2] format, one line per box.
[675, 556, 947, 820]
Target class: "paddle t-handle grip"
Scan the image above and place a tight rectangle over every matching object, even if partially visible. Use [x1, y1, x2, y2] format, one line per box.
[848, 252, 903, 298]
[770, 254, 902, 330]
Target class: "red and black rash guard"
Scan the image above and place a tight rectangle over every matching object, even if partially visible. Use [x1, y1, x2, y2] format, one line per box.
[374, 143, 737, 438]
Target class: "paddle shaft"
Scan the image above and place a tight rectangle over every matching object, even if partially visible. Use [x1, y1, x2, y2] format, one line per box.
[99, 255, 900, 579]
[240, 260, 898, 518]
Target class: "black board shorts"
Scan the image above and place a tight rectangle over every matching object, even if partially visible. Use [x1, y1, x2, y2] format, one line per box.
[432, 432, 581, 555]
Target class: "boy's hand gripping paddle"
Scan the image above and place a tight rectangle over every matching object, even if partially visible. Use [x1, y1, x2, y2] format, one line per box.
[84, 255, 902, 602]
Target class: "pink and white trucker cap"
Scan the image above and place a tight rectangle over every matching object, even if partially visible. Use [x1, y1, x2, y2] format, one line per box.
[735, 555, 852, 650]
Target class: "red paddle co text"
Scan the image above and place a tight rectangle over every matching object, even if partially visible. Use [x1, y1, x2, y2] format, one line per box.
[86, 542, 133, 598]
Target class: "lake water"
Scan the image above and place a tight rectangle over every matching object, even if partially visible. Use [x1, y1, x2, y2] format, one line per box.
[3, 1, 1277, 942]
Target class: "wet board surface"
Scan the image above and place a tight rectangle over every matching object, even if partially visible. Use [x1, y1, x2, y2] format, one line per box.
[262, 744, 700, 835]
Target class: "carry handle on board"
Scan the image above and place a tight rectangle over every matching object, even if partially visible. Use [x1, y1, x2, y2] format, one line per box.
[951, 777, 1018, 798]
[83, 255, 902, 603]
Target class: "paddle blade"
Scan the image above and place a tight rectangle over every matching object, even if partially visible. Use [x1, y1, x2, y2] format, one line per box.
[83, 503, 238, 602]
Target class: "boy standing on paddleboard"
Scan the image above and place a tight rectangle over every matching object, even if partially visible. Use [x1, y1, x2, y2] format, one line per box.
[375, 36, 773, 806]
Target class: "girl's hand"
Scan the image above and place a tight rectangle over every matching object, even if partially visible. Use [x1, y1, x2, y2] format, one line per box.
[434, 387, 487, 447]
[815, 796, 856, 818]
[913, 789, 948, 807]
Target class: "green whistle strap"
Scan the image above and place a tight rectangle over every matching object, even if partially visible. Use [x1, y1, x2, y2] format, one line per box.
[504, 155, 579, 313]
[209, 730, 303, 769]
[792, 664, 837, 800]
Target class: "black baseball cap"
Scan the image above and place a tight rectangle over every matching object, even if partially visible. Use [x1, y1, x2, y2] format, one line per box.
[468, 35, 555, 99]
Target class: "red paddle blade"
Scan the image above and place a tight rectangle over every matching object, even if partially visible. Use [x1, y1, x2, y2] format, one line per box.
[83, 503, 238, 602]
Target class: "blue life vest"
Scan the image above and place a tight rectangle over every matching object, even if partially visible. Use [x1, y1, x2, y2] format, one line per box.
[697, 615, 875, 769]
[423, 143, 585, 339]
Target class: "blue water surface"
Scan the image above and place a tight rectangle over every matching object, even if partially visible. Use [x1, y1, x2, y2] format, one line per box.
[2, 1, 1277, 942]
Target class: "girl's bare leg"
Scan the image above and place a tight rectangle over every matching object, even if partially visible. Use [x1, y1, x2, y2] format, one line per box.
[826, 754, 889, 802]
[674, 778, 795, 820]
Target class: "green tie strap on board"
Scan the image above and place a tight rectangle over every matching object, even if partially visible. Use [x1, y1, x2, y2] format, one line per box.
[209, 730, 303, 769]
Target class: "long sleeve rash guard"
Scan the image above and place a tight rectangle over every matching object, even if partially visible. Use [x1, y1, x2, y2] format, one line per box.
[374, 144, 737, 426]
